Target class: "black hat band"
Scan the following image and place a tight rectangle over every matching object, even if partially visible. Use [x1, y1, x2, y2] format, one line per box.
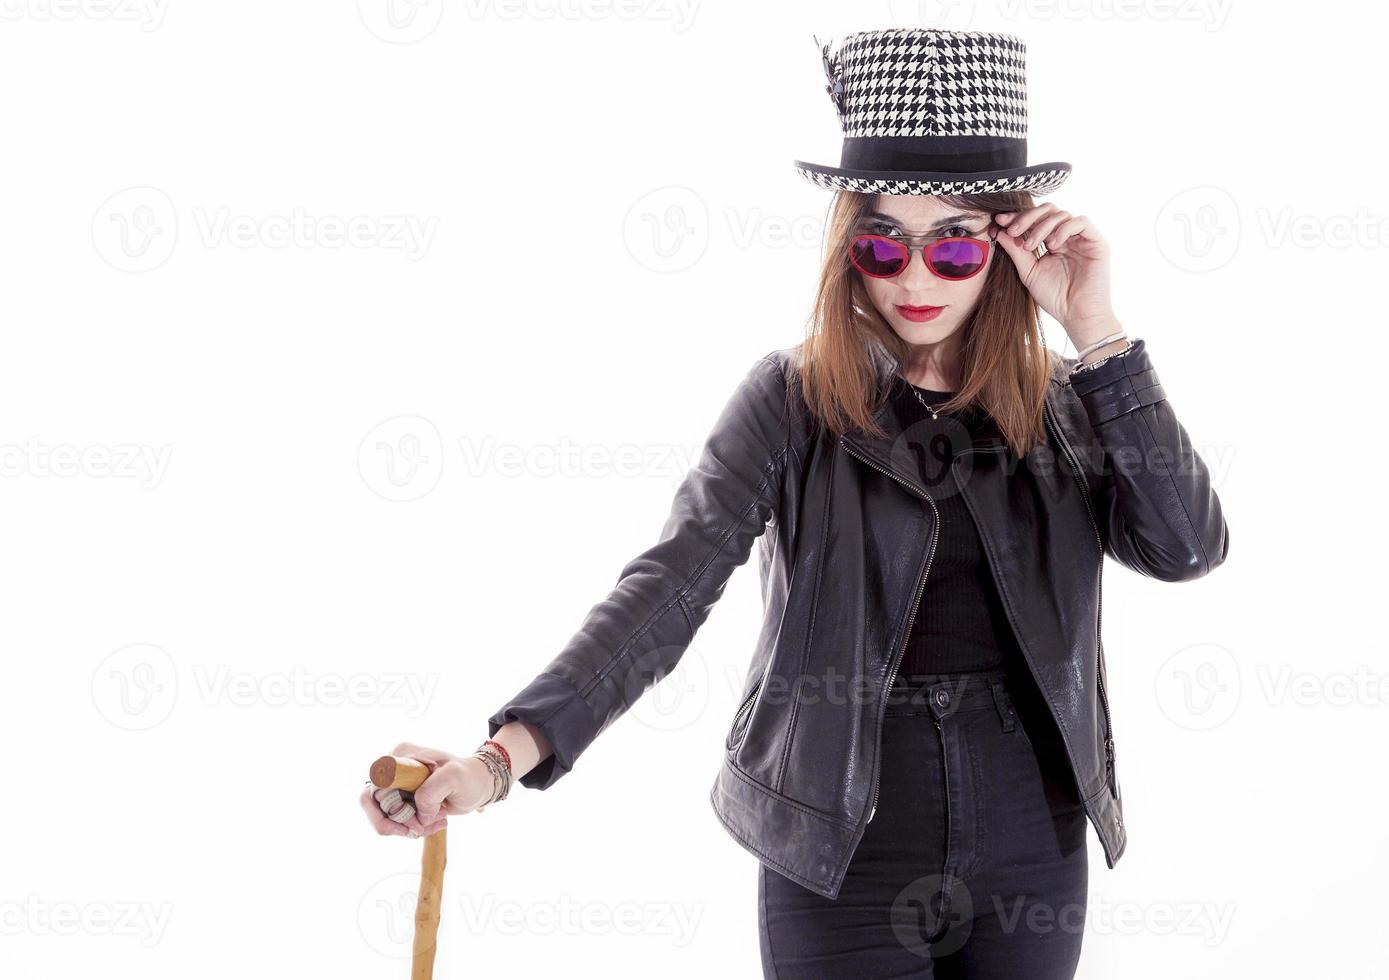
[839, 135, 1028, 175]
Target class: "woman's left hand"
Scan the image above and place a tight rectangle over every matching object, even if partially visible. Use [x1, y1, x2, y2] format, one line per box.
[993, 204, 1120, 344]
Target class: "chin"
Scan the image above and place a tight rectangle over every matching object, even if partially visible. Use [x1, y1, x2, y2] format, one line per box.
[891, 317, 958, 344]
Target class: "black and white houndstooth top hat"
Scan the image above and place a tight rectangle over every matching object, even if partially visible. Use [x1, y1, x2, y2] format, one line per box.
[794, 28, 1071, 196]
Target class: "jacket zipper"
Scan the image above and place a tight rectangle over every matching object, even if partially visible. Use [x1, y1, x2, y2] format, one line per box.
[1043, 397, 1116, 790]
[726, 677, 763, 751]
[839, 437, 939, 824]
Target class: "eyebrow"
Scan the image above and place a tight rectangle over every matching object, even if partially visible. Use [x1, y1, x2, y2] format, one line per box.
[861, 210, 988, 232]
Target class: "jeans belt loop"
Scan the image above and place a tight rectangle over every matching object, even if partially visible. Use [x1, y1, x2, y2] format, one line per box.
[990, 681, 1017, 733]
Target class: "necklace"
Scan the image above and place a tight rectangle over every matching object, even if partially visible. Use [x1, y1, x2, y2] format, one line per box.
[908, 384, 952, 420]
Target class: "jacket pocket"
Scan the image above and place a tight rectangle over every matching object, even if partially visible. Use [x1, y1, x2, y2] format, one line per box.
[725, 677, 763, 752]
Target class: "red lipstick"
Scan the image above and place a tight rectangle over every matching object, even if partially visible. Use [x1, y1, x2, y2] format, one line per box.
[896, 304, 945, 323]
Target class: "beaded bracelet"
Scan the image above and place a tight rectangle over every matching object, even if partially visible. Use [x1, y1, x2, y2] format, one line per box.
[481, 738, 512, 773]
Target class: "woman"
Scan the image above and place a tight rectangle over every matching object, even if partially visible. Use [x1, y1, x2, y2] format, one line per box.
[359, 29, 1229, 978]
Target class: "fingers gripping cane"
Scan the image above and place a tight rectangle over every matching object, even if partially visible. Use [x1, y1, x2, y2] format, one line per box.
[369, 756, 447, 980]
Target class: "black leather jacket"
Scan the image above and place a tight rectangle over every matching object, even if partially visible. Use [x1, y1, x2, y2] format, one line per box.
[488, 336, 1229, 899]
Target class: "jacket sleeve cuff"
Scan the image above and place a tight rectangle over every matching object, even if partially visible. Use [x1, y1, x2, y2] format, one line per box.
[1068, 337, 1167, 427]
[487, 671, 603, 791]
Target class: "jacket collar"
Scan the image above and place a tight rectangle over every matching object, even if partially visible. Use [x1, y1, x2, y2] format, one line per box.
[839, 335, 1070, 489]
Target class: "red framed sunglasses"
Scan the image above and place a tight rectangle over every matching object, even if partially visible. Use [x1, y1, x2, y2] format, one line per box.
[848, 219, 1000, 281]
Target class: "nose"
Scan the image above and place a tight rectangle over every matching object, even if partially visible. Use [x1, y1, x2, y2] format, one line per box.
[895, 249, 944, 293]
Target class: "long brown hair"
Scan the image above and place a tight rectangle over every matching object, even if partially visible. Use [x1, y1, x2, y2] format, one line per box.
[798, 189, 1053, 458]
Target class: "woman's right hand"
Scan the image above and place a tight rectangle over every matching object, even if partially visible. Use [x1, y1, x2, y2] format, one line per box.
[358, 742, 499, 839]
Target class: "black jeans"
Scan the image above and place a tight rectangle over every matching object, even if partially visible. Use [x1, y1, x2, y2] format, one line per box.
[758, 665, 1089, 978]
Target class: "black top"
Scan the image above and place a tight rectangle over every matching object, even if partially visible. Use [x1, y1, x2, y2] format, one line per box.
[890, 378, 1025, 678]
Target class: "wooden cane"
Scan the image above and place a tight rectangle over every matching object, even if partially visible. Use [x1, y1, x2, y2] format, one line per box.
[369, 755, 447, 980]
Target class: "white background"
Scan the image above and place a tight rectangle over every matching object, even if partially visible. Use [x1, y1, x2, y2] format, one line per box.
[1, 1, 1382, 977]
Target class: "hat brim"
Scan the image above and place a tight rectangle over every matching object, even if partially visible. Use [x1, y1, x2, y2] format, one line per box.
[793, 160, 1072, 196]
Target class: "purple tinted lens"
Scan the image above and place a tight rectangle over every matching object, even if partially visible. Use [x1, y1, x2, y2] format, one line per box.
[927, 240, 987, 278]
[850, 237, 908, 277]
